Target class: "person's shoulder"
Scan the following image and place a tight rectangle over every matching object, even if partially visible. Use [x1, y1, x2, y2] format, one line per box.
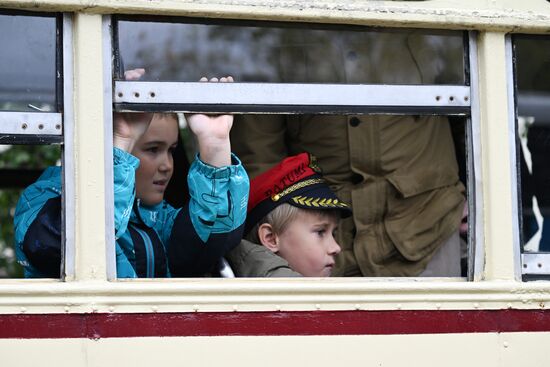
[22, 166, 62, 196]
[228, 240, 301, 278]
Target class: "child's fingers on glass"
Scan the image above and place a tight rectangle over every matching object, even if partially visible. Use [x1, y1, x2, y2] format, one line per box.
[124, 68, 145, 80]
[198, 76, 234, 82]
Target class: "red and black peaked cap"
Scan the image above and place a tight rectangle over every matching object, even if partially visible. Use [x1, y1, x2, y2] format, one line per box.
[245, 152, 351, 235]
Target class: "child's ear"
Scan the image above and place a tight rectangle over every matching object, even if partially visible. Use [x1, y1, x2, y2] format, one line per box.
[257, 223, 280, 253]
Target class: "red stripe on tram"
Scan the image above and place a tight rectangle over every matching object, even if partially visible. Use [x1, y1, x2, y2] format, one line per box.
[1, 309, 550, 339]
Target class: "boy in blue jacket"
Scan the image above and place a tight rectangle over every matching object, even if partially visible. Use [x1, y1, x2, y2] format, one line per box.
[14, 74, 249, 278]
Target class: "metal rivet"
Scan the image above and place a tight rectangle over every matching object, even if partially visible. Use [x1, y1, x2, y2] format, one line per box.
[55, 124, 61, 130]
[503, 342, 509, 348]
[473, 303, 479, 308]
[118, 92, 123, 98]
[65, 306, 70, 313]
[21, 123, 28, 130]
[449, 96, 455, 102]
[38, 124, 44, 130]
[193, 305, 199, 312]
[134, 92, 140, 98]
[435, 96, 441, 101]
[275, 305, 281, 311]
[523, 263, 528, 268]
[150, 92, 156, 98]
[396, 304, 402, 310]
[109, 306, 114, 312]
[315, 304, 321, 310]
[233, 305, 238, 311]
[507, 303, 513, 308]
[538, 263, 542, 268]
[20, 307, 27, 313]
[464, 96, 469, 101]
[152, 306, 158, 312]
[355, 304, 361, 310]
[436, 303, 441, 310]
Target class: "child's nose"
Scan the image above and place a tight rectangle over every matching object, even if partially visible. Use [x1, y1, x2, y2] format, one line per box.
[160, 154, 173, 172]
[328, 237, 341, 255]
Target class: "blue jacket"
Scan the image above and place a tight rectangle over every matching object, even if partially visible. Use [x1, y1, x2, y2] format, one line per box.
[14, 148, 249, 278]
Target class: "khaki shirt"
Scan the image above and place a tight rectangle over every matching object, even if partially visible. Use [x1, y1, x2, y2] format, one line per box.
[226, 240, 302, 277]
[231, 31, 465, 277]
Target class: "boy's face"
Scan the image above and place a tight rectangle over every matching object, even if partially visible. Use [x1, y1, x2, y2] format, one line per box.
[132, 114, 179, 206]
[276, 210, 341, 277]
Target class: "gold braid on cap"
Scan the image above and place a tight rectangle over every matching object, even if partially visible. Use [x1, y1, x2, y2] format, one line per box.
[291, 196, 349, 208]
[271, 178, 325, 202]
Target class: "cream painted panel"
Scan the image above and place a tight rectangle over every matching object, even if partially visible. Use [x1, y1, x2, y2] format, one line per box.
[2, 279, 550, 313]
[477, 32, 518, 281]
[1, 0, 550, 31]
[501, 332, 550, 366]
[0, 339, 87, 367]
[2, 333, 550, 367]
[73, 13, 107, 281]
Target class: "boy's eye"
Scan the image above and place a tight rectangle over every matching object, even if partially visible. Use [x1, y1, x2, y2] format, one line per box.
[316, 229, 326, 236]
[146, 147, 159, 153]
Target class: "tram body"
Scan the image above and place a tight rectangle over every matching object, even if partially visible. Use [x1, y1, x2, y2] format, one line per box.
[1, 0, 550, 366]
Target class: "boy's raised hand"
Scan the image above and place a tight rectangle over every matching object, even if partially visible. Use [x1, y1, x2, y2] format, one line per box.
[186, 76, 234, 167]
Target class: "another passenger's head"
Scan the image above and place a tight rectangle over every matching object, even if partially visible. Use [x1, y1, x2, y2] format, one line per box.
[245, 153, 351, 276]
[132, 113, 179, 206]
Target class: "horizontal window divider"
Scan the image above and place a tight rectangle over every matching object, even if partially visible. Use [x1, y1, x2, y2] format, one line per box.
[114, 82, 471, 114]
[522, 253, 550, 276]
[0, 112, 62, 136]
[0, 134, 63, 145]
[114, 103, 471, 115]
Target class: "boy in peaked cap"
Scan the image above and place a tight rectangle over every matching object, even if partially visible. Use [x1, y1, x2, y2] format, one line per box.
[226, 152, 351, 277]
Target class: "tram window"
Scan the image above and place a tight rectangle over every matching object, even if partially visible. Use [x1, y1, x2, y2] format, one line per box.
[514, 35, 550, 277]
[112, 17, 474, 279]
[0, 12, 64, 279]
[115, 19, 464, 85]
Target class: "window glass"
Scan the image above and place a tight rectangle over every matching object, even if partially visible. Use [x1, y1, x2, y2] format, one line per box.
[0, 13, 57, 112]
[515, 35, 550, 254]
[236, 114, 468, 278]
[116, 19, 465, 85]
[0, 12, 62, 279]
[0, 144, 61, 278]
[113, 18, 471, 278]
[155, 113, 469, 278]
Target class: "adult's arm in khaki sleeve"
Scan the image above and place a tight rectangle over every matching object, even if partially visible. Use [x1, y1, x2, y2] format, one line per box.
[230, 114, 288, 178]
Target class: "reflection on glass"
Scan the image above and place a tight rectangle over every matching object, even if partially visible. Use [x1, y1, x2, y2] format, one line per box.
[117, 20, 465, 85]
[515, 36, 550, 252]
[0, 144, 61, 278]
[0, 14, 57, 112]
